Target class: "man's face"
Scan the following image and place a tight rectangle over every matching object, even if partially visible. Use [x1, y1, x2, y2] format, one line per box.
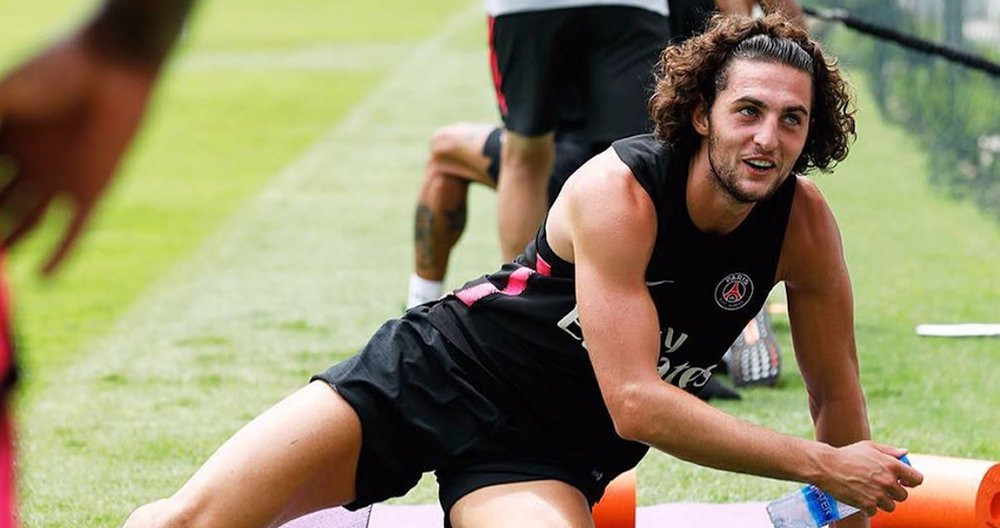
[697, 59, 813, 203]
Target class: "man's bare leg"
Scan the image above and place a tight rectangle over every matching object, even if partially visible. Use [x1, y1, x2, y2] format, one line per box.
[122, 381, 362, 528]
[496, 130, 555, 260]
[450, 480, 594, 528]
[409, 123, 497, 308]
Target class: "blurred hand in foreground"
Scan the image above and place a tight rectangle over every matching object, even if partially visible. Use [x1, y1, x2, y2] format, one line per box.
[0, 32, 157, 275]
[0, 0, 194, 275]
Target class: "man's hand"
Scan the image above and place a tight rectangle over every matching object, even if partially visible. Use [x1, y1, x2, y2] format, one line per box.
[0, 32, 157, 275]
[818, 441, 923, 518]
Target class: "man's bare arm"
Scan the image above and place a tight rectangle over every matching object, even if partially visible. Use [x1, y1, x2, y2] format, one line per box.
[779, 178, 920, 523]
[554, 153, 848, 483]
[546, 155, 921, 515]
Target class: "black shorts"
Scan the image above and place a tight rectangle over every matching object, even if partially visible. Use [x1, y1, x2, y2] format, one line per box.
[488, 6, 670, 143]
[313, 312, 614, 523]
[482, 127, 604, 204]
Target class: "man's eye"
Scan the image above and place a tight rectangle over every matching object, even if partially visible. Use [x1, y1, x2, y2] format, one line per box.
[783, 114, 802, 126]
[739, 107, 758, 117]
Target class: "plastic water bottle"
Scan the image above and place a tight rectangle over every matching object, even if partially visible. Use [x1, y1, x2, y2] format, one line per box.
[766, 455, 911, 528]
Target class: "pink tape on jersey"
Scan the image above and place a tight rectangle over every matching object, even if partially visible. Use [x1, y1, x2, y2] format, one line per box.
[535, 254, 552, 277]
[503, 266, 533, 295]
[454, 282, 498, 307]
[455, 267, 535, 306]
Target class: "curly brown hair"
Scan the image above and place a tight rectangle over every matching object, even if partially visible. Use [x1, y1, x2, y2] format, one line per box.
[649, 14, 856, 174]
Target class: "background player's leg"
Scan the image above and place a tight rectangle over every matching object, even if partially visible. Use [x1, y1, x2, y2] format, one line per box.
[450, 480, 594, 528]
[122, 381, 362, 528]
[409, 123, 497, 308]
[496, 130, 554, 260]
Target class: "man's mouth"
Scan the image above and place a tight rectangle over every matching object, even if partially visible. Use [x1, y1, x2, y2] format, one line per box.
[743, 158, 776, 171]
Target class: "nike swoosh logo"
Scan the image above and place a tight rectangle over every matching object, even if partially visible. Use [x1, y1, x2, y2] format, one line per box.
[645, 279, 675, 286]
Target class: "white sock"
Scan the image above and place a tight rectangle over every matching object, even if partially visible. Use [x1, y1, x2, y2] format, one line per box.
[407, 274, 444, 309]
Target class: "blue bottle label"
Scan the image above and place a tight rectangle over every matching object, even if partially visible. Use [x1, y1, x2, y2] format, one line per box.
[802, 485, 840, 525]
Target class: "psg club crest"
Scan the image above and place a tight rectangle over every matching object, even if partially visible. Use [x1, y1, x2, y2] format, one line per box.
[714, 272, 753, 311]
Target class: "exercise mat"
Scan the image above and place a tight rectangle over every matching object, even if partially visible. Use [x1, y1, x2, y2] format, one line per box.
[282, 505, 373, 528]
[280, 501, 773, 528]
[277, 454, 1000, 528]
[282, 470, 639, 528]
[871, 454, 1000, 528]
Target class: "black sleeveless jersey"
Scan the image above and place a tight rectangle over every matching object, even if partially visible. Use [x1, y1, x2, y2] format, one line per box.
[417, 133, 796, 481]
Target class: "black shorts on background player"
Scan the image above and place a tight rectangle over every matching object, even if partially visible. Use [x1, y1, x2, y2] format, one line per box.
[489, 6, 669, 142]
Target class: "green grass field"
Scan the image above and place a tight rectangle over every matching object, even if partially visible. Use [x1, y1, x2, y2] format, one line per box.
[3, 0, 998, 526]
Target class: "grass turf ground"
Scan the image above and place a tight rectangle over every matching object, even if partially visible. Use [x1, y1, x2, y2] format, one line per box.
[3, 0, 998, 526]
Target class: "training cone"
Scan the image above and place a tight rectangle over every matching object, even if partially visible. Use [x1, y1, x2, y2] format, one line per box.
[871, 454, 1000, 528]
[592, 469, 637, 528]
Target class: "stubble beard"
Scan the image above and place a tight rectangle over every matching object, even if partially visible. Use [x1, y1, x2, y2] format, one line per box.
[706, 127, 788, 204]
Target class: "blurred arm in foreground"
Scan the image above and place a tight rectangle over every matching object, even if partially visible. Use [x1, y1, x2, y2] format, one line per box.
[0, 0, 197, 275]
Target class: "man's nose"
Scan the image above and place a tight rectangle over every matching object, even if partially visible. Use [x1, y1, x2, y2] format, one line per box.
[753, 119, 780, 151]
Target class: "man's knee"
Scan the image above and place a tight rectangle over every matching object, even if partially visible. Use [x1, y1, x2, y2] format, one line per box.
[450, 480, 593, 528]
[122, 499, 180, 528]
[122, 496, 212, 528]
[424, 123, 494, 188]
[429, 122, 491, 163]
[429, 124, 467, 162]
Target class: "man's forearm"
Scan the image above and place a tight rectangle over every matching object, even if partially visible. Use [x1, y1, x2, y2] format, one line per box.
[83, 0, 197, 68]
[625, 382, 836, 486]
[813, 393, 872, 528]
[812, 394, 871, 448]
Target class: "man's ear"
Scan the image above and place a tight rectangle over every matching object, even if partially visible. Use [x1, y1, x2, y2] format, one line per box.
[692, 98, 710, 136]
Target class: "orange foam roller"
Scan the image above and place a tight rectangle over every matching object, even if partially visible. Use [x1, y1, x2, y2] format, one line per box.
[592, 469, 636, 528]
[871, 454, 1000, 528]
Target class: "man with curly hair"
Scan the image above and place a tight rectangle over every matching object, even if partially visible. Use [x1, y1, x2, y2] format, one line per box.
[124, 15, 922, 528]
[406, 0, 807, 398]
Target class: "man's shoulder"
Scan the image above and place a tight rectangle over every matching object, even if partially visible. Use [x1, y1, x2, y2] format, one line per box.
[787, 175, 833, 225]
[565, 147, 645, 199]
[546, 146, 657, 266]
[778, 175, 843, 279]
[558, 147, 656, 228]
